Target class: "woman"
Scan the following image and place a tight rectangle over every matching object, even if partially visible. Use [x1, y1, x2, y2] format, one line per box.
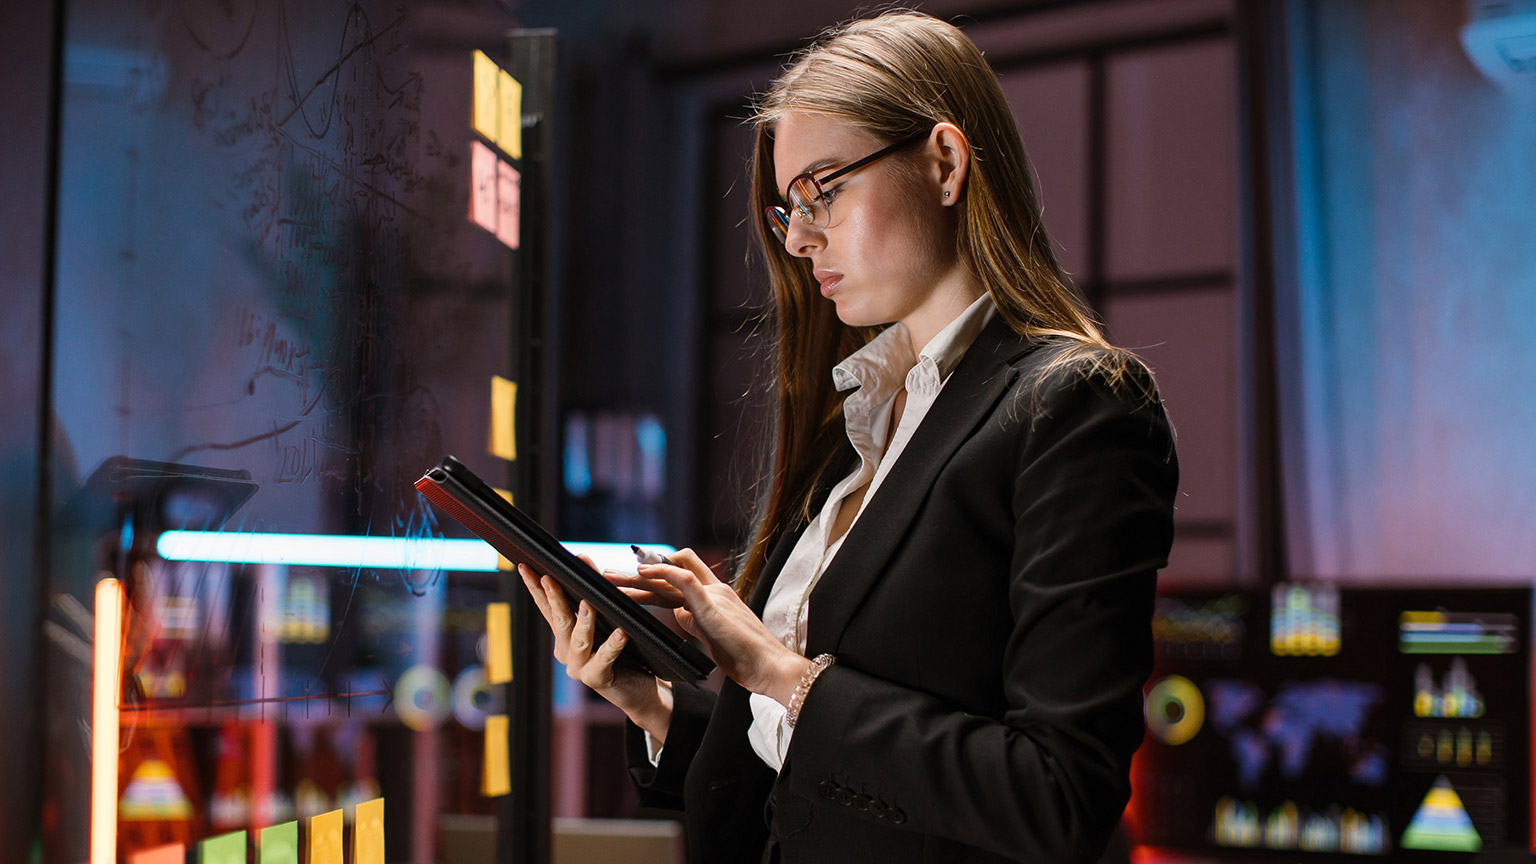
[520, 11, 1177, 863]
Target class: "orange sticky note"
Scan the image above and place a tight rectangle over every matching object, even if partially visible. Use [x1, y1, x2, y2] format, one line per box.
[495, 161, 521, 249]
[470, 141, 499, 234]
[308, 809, 344, 864]
[488, 375, 517, 461]
[129, 843, 186, 864]
[486, 602, 512, 683]
[352, 798, 384, 864]
[472, 50, 500, 141]
[497, 69, 522, 159]
[259, 821, 298, 864]
[483, 714, 511, 796]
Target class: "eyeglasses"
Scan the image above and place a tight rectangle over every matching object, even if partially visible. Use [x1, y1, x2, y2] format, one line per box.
[763, 132, 927, 245]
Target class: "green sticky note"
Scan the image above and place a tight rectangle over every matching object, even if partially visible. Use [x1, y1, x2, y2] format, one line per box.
[259, 821, 298, 864]
[200, 830, 246, 864]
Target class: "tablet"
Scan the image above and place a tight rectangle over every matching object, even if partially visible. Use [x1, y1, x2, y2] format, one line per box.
[415, 455, 714, 682]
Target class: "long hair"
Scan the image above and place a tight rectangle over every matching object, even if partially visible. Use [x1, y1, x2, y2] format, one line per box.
[734, 10, 1146, 599]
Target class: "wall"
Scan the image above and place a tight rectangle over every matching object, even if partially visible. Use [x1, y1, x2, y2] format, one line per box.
[1280, 0, 1536, 580]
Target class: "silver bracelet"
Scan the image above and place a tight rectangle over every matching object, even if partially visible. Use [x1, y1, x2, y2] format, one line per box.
[785, 653, 836, 727]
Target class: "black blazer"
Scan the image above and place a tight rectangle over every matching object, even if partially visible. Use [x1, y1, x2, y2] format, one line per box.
[627, 316, 1178, 864]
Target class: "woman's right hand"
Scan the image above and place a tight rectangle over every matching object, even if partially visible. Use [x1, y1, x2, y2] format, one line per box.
[518, 563, 674, 744]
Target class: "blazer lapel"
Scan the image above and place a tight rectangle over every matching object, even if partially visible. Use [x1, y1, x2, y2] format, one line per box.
[804, 316, 1035, 655]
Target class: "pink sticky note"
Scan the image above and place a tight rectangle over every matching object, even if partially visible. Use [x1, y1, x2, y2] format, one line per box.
[128, 844, 186, 864]
[469, 141, 498, 234]
[495, 161, 521, 249]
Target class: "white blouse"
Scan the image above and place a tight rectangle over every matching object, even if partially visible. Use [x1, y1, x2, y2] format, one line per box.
[747, 293, 996, 771]
[646, 293, 997, 771]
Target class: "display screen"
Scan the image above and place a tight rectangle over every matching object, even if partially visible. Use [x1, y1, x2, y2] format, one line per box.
[1132, 585, 1531, 861]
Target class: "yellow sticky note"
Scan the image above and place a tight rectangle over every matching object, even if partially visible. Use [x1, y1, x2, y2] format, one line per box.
[483, 714, 511, 796]
[497, 69, 522, 159]
[486, 602, 512, 683]
[495, 161, 521, 249]
[308, 809, 344, 864]
[489, 376, 517, 461]
[469, 141, 499, 234]
[129, 844, 186, 864]
[492, 488, 515, 570]
[472, 50, 500, 141]
[353, 798, 384, 864]
[258, 821, 298, 864]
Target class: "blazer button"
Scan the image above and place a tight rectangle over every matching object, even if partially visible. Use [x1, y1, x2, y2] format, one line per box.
[853, 794, 873, 811]
[869, 799, 888, 819]
[835, 788, 854, 807]
[889, 807, 908, 825]
[817, 781, 838, 801]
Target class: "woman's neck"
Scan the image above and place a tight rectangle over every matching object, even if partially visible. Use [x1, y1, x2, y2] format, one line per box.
[901, 273, 986, 354]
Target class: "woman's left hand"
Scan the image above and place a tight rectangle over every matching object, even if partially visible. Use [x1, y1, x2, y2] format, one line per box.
[640, 548, 810, 707]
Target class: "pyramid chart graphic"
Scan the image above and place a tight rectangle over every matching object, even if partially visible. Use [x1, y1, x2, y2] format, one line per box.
[1401, 775, 1481, 852]
[118, 758, 192, 821]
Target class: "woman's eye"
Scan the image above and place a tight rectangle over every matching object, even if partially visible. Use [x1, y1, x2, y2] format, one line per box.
[819, 185, 842, 203]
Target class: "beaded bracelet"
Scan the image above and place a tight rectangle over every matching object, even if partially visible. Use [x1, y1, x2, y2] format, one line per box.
[785, 653, 836, 727]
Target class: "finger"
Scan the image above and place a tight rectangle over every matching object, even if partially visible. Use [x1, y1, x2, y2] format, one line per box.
[593, 627, 628, 667]
[641, 562, 709, 607]
[674, 608, 701, 640]
[665, 547, 720, 586]
[569, 600, 595, 659]
[518, 566, 555, 623]
[575, 553, 597, 570]
[645, 544, 721, 584]
[540, 575, 575, 630]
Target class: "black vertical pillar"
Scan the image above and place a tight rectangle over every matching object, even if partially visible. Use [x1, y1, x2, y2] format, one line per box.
[0, 0, 62, 861]
[500, 28, 558, 864]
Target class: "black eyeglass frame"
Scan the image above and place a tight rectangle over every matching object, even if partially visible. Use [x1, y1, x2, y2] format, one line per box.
[763, 131, 929, 245]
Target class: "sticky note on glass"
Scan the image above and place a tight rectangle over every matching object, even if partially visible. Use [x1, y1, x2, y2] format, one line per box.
[353, 798, 384, 864]
[309, 809, 344, 864]
[489, 375, 517, 461]
[130, 844, 186, 864]
[472, 50, 500, 141]
[497, 69, 522, 159]
[200, 831, 246, 864]
[470, 141, 499, 234]
[259, 821, 298, 864]
[487, 602, 512, 683]
[484, 714, 511, 796]
[492, 488, 515, 570]
[495, 161, 521, 249]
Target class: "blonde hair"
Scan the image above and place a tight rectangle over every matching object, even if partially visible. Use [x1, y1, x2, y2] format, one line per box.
[735, 10, 1146, 599]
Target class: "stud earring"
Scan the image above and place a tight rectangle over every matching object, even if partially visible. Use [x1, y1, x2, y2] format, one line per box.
[944, 191, 951, 198]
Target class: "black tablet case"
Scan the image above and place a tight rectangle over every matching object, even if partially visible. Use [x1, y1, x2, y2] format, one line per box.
[415, 456, 714, 682]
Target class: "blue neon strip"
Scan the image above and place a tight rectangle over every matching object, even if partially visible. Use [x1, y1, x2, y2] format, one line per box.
[156, 531, 674, 575]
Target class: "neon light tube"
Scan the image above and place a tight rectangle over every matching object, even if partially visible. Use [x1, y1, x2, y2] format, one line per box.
[155, 531, 673, 576]
[91, 577, 123, 864]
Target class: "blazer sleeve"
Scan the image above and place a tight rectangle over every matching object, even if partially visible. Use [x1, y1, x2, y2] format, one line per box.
[782, 364, 1177, 862]
[624, 679, 717, 810]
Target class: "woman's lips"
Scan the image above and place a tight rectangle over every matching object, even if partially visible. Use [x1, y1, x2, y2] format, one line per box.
[814, 269, 842, 297]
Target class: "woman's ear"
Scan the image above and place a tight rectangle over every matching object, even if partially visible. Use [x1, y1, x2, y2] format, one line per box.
[929, 121, 970, 205]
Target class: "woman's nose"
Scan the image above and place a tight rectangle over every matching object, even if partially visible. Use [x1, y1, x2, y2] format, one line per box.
[782, 214, 822, 258]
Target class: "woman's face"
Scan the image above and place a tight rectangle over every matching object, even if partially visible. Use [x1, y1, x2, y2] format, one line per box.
[772, 112, 964, 336]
